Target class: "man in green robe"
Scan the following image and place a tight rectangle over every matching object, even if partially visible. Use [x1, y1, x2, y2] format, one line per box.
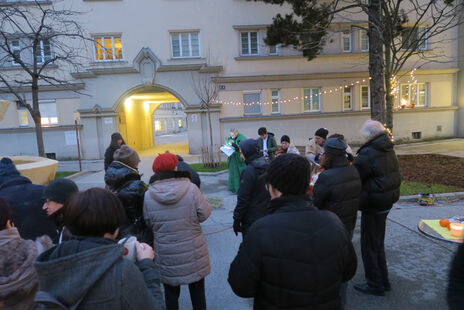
[226, 129, 246, 193]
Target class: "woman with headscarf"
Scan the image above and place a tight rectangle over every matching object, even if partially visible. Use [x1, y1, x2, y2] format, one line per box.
[104, 132, 125, 171]
[226, 129, 246, 193]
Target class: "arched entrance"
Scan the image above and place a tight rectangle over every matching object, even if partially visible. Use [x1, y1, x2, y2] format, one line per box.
[114, 85, 189, 155]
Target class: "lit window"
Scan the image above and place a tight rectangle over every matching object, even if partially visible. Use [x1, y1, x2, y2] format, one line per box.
[360, 30, 369, 52]
[18, 109, 29, 127]
[271, 90, 280, 114]
[93, 36, 123, 61]
[171, 32, 200, 58]
[36, 39, 52, 64]
[10, 39, 21, 65]
[178, 119, 182, 127]
[401, 26, 428, 50]
[343, 86, 352, 110]
[39, 101, 58, 126]
[269, 44, 279, 56]
[342, 30, 352, 52]
[154, 120, 161, 131]
[243, 92, 262, 115]
[400, 83, 427, 107]
[361, 85, 370, 109]
[303, 88, 320, 112]
[241, 31, 259, 56]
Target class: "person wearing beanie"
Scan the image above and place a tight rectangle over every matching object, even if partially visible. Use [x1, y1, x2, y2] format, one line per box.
[144, 153, 212, 310]
[42, 178, 79, 243]
[226, 128, 246, 193]
[305, 128, 329, 175]
[105, 146, 150, 244]
[0, 158, 58, 242]
[276, 135, 300, 157]
[232, 139, 270, 237]
[313, 137, 362, 306]
[257, 127, 278, 160]
[328, 133, 354, 161]
[228, 154, 357, 310]
[104, 132, 125, 171]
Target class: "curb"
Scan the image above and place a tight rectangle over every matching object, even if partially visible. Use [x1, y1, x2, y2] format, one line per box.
[65, 170, 89, 180]
[398, 191, 464, 202]
[198, 170, 228, 176]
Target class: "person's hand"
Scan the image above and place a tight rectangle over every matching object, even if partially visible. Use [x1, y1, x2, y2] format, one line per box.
[135, 241, 154, 261]
[264, 149, 268, 153]
[228, 141, 232, 145]
[233, 220, 242, 236]
[314, 153, 321, 162]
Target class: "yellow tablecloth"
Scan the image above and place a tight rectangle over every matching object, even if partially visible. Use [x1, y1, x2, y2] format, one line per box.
[422, 219, 463, 241]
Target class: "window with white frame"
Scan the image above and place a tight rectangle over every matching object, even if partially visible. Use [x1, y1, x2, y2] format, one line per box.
[360, 29, 369, 51]
[342, 29, 352, 52]
[361, 85, 370, 109]
[271, 89, 280, 113]
[36, 39, 52, 64]
[400, 83, 427, 107]
[302, 88, 320, 112]
[93, 36, 123, 61]
[401, 26, 428, 50]
[243, 92, 262, 115]
[170, 32, 200, 58]
[16, 102, 29, 127]
[343, 86, 352, 110]
[269, 44, 279, 56]
[10, 39, 21, 65]
[240, 31, 259, 56]
[39, 101, 58, 125]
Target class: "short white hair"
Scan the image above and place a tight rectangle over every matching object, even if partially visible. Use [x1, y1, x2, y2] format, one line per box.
[361, 120, 385, 139]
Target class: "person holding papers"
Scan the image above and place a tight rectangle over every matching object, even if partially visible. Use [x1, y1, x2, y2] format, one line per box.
[225, 129, 246, 193]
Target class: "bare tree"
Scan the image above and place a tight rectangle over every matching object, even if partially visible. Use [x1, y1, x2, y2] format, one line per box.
[191, 66, 220, 167]
[0, 1, 89, 157]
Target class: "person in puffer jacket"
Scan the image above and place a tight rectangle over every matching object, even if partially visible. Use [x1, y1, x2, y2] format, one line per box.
[104, 145, 151, 244]
[144, 153, 211, 310]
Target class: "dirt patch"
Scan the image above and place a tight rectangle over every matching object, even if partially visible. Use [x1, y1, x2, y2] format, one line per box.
[398, 154, 464, 188]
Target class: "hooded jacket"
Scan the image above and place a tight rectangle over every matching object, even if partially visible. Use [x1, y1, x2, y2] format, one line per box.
[0, 175, 58, 242]
[104, 161, 150, 243]
[0, 228, 50, 310]
[228, 196, 357, 310]
[144, 171, 211, 286]
[354, 132, 401, 212]
[34, 237, 165, 310]
[234, 140, 270, 234]
[313, 156, 362, 235]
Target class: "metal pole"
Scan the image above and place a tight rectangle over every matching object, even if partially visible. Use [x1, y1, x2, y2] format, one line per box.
[75, 119, 82, 171]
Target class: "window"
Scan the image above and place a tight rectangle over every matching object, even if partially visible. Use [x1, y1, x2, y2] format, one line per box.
[178, 119, 183, 128]
[360, 29, 369, 51]
[154, 120, 161, 131]
[243, 92, 262, 115]
[93, 36, 123, 61]
[10, 39, 21, 65]
[271, 89, 280, 113]
[39, 101, 58, 125]
[302, 88, 320, 112]
[361, 85, 370, 109]
[18, 109, 28, 127]
[401, 26, 428, 50]
[241, 31, 259, 56]
[36, 39, 52, 64]
[342, 30, 351, 52]
[171, 32, 200, 58]
[400, 83, 427, 107]
[343, 86, 352, 110]
[269, 44, 279, 56]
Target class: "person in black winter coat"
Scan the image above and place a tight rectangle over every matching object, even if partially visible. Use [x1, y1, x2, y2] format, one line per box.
[232, 139, 270, 237]
[353, 120, 401, 296]
[104, 145, 151, 244]
[313, 137, 361, 237]
[448, 243, 464, 309]
[228, 154, 357, 310]
[176, 155, 201, 188]
[0, 158, 58, 242]
[104, 132, 125, 171]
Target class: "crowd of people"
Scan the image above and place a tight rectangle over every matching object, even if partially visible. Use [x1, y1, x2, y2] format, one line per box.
[0, 119, 462, 309]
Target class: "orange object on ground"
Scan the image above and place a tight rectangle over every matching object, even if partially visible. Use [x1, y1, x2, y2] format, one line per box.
[440, 218, 450, 227]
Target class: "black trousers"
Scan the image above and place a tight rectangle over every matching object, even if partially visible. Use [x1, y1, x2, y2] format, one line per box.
[360, 210, 390, 289]
[164, 278, 206, 310]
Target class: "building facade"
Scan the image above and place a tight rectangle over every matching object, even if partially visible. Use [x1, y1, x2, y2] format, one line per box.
[0, 0, 461, 159]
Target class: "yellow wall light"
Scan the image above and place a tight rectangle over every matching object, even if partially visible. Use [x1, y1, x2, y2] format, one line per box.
[144, 101, 149, 113]
[124, 98, 132, 111]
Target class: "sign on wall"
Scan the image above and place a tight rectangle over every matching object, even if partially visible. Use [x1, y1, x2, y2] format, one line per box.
[191, 114, 198, 123]
[104, 117, 113, 124]
[65, 131, 77, 145]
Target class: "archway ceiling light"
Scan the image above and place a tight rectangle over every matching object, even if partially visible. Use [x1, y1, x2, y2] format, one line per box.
[127, 92, 178, 102]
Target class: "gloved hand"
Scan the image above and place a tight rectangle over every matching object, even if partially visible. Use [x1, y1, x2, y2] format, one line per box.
[233, 220, 242, 236]
[231, 142, 239, 151]
[314, 153, 321, 162]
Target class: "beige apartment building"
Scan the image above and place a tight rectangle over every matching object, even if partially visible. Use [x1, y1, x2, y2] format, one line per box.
[0, 0, 462, 159]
